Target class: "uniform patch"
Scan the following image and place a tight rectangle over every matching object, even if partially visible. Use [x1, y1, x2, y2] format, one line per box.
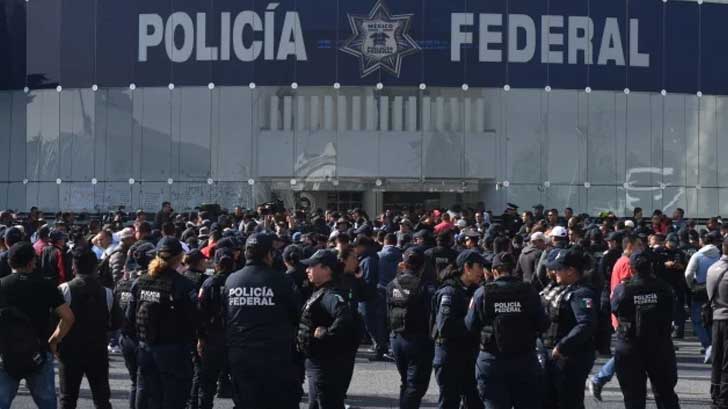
[583, 298, 593, 309]
[334, 294, 345, 303]
[440, 295, 452, 306]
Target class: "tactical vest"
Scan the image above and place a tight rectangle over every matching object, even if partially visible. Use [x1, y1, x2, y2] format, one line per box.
[479, 281, 535, 354]
[134, 273, 182, 345]
[115, 278, 135, 337]
[204, 273, 229, 332]
[388, 274, 423, 334]
[297, 288, 328, 357]
[540, 283, 571, 348]
[183, 269, 206, 291]
[62, 278, 111, 348]
[617, 280, 669, 343]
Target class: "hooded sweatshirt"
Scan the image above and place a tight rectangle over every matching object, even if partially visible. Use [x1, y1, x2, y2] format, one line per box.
[685, 244, 721, 289]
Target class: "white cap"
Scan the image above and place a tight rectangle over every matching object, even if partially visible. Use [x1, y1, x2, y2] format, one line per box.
[456, 219, 467, 228]
[624, 220, 635, 228]
[530, 231, 547, 242]
[119, 227, 135, 240]
[550, 226, 568, 238]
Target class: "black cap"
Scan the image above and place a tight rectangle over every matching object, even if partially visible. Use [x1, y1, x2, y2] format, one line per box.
[49, 230, 67, 242]
[629, 250, 653, 275]
[132, 242, 157, 267]
[301, 249, 339, 270]
[461, 228, 480, 239]
[606, 231, 624, 243]
[184, 248, 206, 264]
[245, 233, 274, 252]
[456, 249, 487, 268]
[506, 202, 519, 210]
[282, 244, 303, 263]
[533, 204, 544, 210]
[546, 248, 584, 271]
[402, 247, 426, 270]
[215, 237, 238, 250]
[491, 252, 515, 269]
[214, 247, 235, 265]
[156, 236, 183, 256]
[4, 227, 23, 246]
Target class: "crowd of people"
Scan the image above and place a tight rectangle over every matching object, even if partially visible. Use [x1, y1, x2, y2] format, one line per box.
[0, 200, 724, 409]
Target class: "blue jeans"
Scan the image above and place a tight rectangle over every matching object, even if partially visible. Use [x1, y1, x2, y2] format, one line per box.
[359, 290, 388, 354]
[0, 352, 57, 409]
[690, 301, 712, 348]
[593, 357, 615, 386]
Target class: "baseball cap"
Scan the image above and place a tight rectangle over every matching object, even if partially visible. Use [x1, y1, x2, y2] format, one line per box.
[491, 252, 515, 269]
[184, 248, 206, 264]
[624, 220, 635, 228]
[530, 232, 546, 242]
[606, 231, 624, 242]
[629, 250, 653, 275]
[245, 233, 274, 253]
[301, 249, 339, 270]
[132, 242, 157, 267]
[119, 227, 135, 240]
[214, 247, 235, 265]
[292, 232, 302, 244]
[546, 248, 584, 271]
[550, 226, 568, 239]
[402, 247, 426, 270]
[8, 242, 36, 269]
[49, 230, 68, 242]
[461, 228, 480, 239]
[456, 249, 487, 268]
[156, 236, 183, 256]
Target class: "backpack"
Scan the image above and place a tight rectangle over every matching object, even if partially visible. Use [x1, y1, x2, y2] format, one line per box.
[0, 282, 46, 380]
[388, 275, 422, 334]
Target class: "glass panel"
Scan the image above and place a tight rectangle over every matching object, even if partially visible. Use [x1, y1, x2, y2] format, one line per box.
[698, 95, 718, 187]
[26, 182, 59, 210]
[545, 185, 584, 215]
[587, 91, 618, 185]
[625, 93, 654, 185]
[586, 186, 622, 216]
[0, 92, 11, 181]
[718, 97, 728, 186]
[26, 90, 60, 181]
[137, 87, 172, 180]
[685, 95, 700, 186]
[464, 88, 498, 179]
[9, 92, 27, 181]
[504, 89, 543, 184]
[211, 86, 254, 181]
[171, 87, 212, 179]
[7, 182, 26, 211]
[504, 184, 542, 216]
[99, 88, 135, 181]
[662, 186, 688, 216]
[138, 182, 171, 211]
[545, 90, 581, 184]
[663, 94, 688, 189]
[423, 90, 463, 178]
[212, 182, 253, 211]
[95, 182, 133, 211]
[59, 90, 95, 181]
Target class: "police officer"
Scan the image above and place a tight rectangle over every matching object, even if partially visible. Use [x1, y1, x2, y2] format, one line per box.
[299, 249, 357, 409]
[224, 233, 300, 409]
[465, 252, 549, 409]
[127, 237, 199, 409]
[114, 241, 155, 409]
[611, 251, 680, 409]
[541, 247, 597, 409]
[183, 248, 208, 409]
[195, 247, 235, 409]
[425, 232, 459, 281]
[386, 247, 436, 409]
[431, 249, 485, 409]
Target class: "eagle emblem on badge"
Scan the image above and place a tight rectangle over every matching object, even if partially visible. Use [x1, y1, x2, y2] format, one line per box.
[340, 0, 420, 78]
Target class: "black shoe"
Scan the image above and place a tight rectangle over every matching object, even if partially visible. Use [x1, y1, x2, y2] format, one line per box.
[588, 379, 603, 402]
[368, 353, 391, 362]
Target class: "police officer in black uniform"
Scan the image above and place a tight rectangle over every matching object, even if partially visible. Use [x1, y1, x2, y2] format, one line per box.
[195, 247, 235, 409]
[299, 249, 357, 409]
[386, 247, 436, 409]
[127, 237, 199, 409]
[114, 241, 155, 409]
[425, 232, 459, 281]
[183, 248, 208, 409]
[224, 233, 300, 409]
[465, 252, 549, 408]
[541, 247, 597, 409]
[431, 249, 486, 409]
[611, 251, 680, 409]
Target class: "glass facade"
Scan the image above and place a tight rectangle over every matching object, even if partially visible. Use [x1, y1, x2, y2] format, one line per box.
[3, 85, 725, 216]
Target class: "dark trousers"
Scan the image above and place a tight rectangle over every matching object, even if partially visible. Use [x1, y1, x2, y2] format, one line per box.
[198, 340, 226, 409]
[136, 343, 193, 409]
[475, 352, 541, 409]
[58, 346, 111, 409]
[306, 356, 353, 409]
[543, 350, 595, 409]
[188, 351, 201, 409]
[712, 320, 728, 409]
[228, 346, 299, 409]
[391, 333, 434, 409]
[359, 289, 388, 354]
[120, 336, 138, 409]
[434, 345, 482, 409]
[615, 340, 680, 409]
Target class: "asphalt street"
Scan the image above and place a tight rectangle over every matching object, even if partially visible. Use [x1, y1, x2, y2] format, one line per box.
[11, 336, 712, 409]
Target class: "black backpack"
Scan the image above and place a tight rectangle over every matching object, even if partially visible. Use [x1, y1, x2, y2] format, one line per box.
[0, 282, 46, 380]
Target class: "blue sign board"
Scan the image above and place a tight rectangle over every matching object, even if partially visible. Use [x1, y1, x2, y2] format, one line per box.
[1, 0, 725, 94]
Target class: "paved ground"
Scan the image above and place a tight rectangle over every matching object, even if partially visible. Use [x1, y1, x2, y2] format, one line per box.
[11, 337, 712, 409]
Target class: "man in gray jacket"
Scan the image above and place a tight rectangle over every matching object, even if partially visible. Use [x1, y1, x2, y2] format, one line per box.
[708, 237, 728, 408]
[515, 232, 546, 284]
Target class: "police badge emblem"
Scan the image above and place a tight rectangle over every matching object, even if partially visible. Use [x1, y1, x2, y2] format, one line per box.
[340, 0, 420, 78]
